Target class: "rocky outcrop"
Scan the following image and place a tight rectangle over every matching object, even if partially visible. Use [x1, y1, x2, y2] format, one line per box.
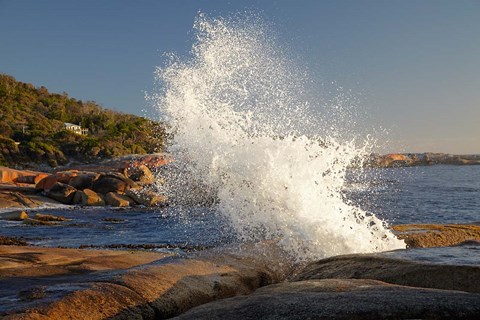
[369, 153, 480, 168]
[175, 278, 480, 319]
[68, 173, 99, 190]
[91, 176, 129, 194]
[105, 192, 135, 207]
[378, 153, 413, 167]
[1, 162, 166, 209]
[0, 243, 292, 319]
[126, 189, 168, 206]
[294, 254, 480, 293]
[0, 211, 29, 221]
[124, 164, 155, 184]
[45, 182, 77, 204]
[57, 154, 173, 174]
[22, 217, 60, 226]
[0, 166, 45, 184]
[0, 189, 38, 209]
[72, 188, 105, 206]
[0, 245, 167, 278]
[393, 224, 480, 248]
[175, 248, 480, 319]
[33, 213, 66, 222]
[2, 241, 480, 319]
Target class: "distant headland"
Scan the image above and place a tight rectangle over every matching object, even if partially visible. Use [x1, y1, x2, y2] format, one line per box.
[368, 153, 480, 168]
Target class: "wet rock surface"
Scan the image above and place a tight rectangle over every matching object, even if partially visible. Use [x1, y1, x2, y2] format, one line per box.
[125, 189, 168, 207]
[294, 253, 480, 293]
[177, 248, 480, 319]
[175, 278, 480, 319]
[0, 244, 292, 319]
[1, 238, 480, 319]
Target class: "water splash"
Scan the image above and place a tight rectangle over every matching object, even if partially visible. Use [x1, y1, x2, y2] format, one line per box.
[153, 12, 405, 260]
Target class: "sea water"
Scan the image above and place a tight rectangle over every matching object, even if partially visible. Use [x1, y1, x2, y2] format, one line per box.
[1, 166, 478, 253]
[347, 165, 480, 224]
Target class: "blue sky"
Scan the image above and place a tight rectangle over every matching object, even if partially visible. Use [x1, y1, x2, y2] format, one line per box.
[0, 0, 479, 153]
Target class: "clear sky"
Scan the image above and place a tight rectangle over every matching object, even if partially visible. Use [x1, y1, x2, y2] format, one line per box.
[0, 0, 479, 154]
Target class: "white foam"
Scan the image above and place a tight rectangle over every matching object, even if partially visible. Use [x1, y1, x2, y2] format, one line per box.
[153, 13, 405, 260]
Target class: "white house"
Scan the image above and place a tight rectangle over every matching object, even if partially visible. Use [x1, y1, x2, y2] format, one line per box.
[64, 123, 88, 135]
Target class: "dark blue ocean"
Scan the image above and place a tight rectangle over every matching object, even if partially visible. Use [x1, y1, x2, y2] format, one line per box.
[348, 165, 480, 225]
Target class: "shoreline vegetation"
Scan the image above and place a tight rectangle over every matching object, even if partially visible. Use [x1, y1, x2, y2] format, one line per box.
[0, 74, 166, 170]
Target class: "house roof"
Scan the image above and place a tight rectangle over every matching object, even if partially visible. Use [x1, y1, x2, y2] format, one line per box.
[64, 122, 80, 127]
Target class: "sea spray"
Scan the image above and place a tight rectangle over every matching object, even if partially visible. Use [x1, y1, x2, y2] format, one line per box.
[153, 13, 405, 260]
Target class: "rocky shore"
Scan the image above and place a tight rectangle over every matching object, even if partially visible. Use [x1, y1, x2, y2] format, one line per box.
[2, 155, 480, 318]
[1, 224, 479, 319]
[0, 154, 171, 212]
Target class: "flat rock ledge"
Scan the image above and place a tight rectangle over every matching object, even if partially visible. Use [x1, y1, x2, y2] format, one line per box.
[0, 244, 293, 319]
[177, 253, 480, 319]
[393, 223, 480, 248]
[176, 279, 480, 319]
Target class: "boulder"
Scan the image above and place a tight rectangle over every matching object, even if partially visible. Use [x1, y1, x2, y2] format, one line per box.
[68, 173, 99, 190]
[14, 175, 36, 184]
[15, 173, 49, 185]
[104, 192, 134, 207]
[0, 211, 29, 221]
[175, 279, 480, 319]
[33, 173, 49, 185]
[45, 182, 77, 204]
[104, 172, 139, 189]
[0, 167, 21, 183]
[35, 175, 57, 191]
[91, 175, 132, 194]
[53, 171, 78, 184]
[124, 164, 155, 184]
[37, 172, 80, 191]
[72, 189, 105, 206]
[294, 254, 480, 293]
[0, 167, 44, 184]
[126, 189, 168, 207]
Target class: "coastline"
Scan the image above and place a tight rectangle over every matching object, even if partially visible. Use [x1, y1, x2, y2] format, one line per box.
[1, 233, 479, 318]
[1, 159, 480, 318]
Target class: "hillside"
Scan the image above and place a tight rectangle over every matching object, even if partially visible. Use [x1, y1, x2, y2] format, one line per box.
[0, 74, 165, 168]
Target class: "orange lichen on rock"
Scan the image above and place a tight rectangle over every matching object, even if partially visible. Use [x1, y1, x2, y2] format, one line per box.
[392, 224, 480, 248]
